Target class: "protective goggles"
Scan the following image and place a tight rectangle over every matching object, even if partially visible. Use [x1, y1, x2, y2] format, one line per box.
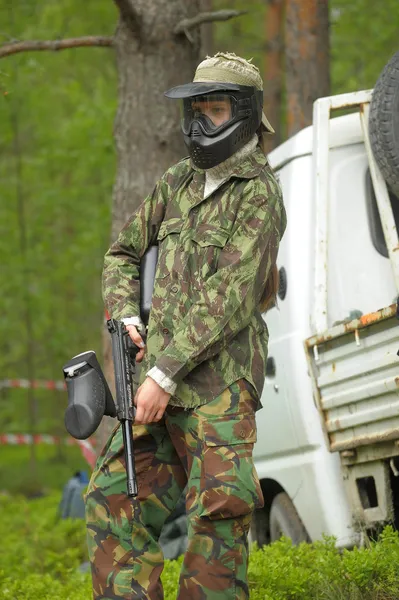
[165, 82, 263, 137]
[181, 94, 238, 135]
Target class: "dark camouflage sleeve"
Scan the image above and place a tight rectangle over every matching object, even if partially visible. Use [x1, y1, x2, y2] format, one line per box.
[102, 176, 169, 320]
[155, 175, 286, 382]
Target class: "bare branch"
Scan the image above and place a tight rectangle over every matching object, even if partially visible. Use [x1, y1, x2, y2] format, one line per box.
[0, 36, 113, 59]
[174, 9, 247, 35]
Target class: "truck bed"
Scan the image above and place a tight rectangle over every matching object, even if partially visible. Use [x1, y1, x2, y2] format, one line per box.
[305, 304, 399, 453]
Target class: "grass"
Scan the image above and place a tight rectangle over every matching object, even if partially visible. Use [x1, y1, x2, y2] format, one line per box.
[2, 493, 399, 599]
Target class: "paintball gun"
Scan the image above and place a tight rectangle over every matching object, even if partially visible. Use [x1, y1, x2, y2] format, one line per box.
[62, 245, 158, 497]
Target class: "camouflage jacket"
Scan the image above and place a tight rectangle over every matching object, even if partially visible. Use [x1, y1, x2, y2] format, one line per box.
[103, 146, 286, 408]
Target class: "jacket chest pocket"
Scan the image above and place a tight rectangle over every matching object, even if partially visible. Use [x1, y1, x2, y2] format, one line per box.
[156, 218, 184, 279]
[190, 225, 230, 280]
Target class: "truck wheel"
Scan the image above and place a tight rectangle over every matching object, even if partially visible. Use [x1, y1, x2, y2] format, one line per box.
[250, 506, 269, 547]
[369, 51, 399, 197]
[269, 492, 310, 544]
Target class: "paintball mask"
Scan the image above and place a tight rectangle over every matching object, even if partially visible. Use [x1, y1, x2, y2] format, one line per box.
[164, 82, 263, 169]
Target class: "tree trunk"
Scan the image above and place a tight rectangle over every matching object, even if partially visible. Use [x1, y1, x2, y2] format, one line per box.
[112, 0, 201, 234]
[285, 0, 330, 137]
[263, 0, 285, 152]
[99, 0, 201, 446]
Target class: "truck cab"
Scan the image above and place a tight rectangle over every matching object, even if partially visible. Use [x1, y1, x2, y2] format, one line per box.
[253, 90, 399, 548]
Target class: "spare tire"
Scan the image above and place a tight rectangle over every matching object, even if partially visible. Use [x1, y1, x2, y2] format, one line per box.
[369, 51, 399, 197]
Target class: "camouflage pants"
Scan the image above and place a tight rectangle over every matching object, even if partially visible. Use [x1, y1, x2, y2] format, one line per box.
[85, 378, 264, 600]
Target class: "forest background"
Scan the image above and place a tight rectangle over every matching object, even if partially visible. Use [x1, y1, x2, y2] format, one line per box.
[0, 0, 399, 494]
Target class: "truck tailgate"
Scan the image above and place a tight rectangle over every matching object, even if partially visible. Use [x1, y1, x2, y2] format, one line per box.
[305, 304, 399, 453]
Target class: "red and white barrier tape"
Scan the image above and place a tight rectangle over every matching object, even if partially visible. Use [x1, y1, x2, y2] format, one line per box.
[0, 379, 66, 391]
[0, 379, 104, 467]
[0, 434, 97, 468]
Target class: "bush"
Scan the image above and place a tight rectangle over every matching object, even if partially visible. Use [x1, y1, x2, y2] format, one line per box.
[247, 531, 399, 600]
[2, 493, 399, 599]
[0, 493, 87, 577]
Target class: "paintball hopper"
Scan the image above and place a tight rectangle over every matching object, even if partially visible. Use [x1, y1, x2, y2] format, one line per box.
[63, 351, 116, 440]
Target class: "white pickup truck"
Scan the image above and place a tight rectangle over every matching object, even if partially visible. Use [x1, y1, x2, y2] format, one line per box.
[251, 54, 399, 548]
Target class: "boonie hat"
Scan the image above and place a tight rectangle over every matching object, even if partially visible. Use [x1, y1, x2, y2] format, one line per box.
[192, 52, 274, 134]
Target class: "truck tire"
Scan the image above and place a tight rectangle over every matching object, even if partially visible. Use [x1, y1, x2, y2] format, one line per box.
[250, 506, 269, 547]
[369, 51, 399, 197]
[269, 492, 310, 544]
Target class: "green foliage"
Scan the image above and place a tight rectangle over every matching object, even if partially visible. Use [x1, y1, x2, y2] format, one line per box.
[0, 444, 88, 495]
[0, 572, 92, 600]
[212, 0, 267, 72]
[0, 1, 117, 487]
[247, 531, 399, 600]
[1, 0, 399, 495]
[2, 494, 399, 599]
[0, 493, 90, 600]
[214, 0, 399, 97]
[331, 0, 399, 93]
[0, 493, 87, 576]
[0, 0, 117, 386]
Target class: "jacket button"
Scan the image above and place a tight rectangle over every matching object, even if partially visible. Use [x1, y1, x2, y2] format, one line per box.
[162, 328, 169, 334]
[240, 429, 246, 438]
[171, 286, 178, 293]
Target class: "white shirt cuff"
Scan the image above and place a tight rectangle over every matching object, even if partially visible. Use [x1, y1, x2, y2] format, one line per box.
[121, 316, 146, 334]
[146, 366, 177, 395]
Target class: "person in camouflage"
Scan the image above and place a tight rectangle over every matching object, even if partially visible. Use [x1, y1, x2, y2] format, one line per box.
[85, 52, 286, 599]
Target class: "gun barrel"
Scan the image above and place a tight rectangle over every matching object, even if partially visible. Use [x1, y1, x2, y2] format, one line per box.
[122, 420, 138, 497]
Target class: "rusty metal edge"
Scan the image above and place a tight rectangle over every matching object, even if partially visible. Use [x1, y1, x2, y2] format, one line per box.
[305, 303, 397, 349]
[331, 427, 399, 453]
